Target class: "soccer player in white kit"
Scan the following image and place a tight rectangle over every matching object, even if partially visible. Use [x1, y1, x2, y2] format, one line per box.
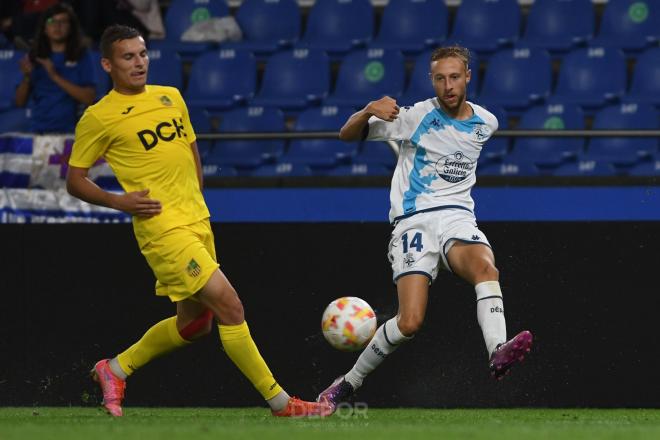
[318, 46, 533, 412]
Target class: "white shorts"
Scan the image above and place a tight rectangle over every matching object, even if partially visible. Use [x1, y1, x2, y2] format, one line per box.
[387, 208, 491, 283]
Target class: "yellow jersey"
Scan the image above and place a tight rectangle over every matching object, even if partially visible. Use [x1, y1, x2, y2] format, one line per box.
[69, 85, 210, 246]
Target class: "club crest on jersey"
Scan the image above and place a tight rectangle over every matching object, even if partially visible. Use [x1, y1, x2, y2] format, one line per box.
[186, 259, 201, 277]
[473, 124, 491, 141]
[434, 151, 475, 183]
[160, 95, 172, 106]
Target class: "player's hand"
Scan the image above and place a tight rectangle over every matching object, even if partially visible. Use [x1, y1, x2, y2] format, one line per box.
[366, 96, 400, 122]
[18, 55, 33, 76]
[115, 189, 162, 217]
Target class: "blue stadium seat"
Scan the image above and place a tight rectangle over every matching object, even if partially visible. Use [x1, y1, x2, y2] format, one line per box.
[189, 107, 214, 154]
[399, 50, 480, 106]
[477, 160, 540, 176]
[0, 50, 24, 111]
[354, 142, 397, 169]
[89, 50, 111, 100]
[250, 49, 330, 110]
[328, 163, 392, 176]
[146, 48, 183, 90]
[297, 0, 374, 55]
[479, 105, 509, 162]
[628, 155, 660, 176]
[185, 49, 256, 111]
[479, 48, 552, 110]
[206, 107, 286, 169]
[549, 47, 626, 109]
[0, 108, 31, 133]
[510, 104, 585, 167]
[552, 160, 617, 176]
[584, 103, 659, 166]
[202, 164, 239, 177]
[519, 0, 594, 53]
[624, 47, 660, 106]
[251, 163, 313, 177]
[449, 0, 521, 54]
[324, 49, 405, 108]
[591, 0, 660, 52]
[162, 0, 230, 56]
[370, 0, 448, 54]
[223, 0, 300, 55]
[281, 106, 357, 167]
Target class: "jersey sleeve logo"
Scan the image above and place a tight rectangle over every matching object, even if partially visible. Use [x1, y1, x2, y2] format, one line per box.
[473, 124, 491, 141]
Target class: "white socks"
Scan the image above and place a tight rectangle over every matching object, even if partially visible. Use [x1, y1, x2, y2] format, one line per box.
[266, 390, 291, 412]
[475, 281, 507, 355]
[344, 317, 413, 390]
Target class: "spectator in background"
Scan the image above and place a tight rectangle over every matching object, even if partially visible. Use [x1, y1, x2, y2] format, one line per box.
[14, 2, 96, 134]
[1, 0, 61, 50]
[72, 1, 150, 44]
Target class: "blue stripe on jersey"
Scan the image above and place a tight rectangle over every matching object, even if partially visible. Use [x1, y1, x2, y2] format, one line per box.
[401, 108, 483, 214]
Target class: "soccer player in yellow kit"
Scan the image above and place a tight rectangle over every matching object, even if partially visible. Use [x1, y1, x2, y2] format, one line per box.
[66, 25, 331, 417]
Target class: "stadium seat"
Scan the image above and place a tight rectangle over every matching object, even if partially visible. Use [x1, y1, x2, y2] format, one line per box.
[185, 49, 256, 111]
[354, 142, 397, 169]
[250, 49, 330, 110]
[281, 106, 357, 167]
[202, 164, 239, 177]
[479, 48, 552, 110]
[591, 0, 660, 52]
[399, 50, 480, 106]
[509, 104, 585, 167]
[223, 0, 300, 55]
[146, 48, 183, 90]
[189, 107, 214, 154]
[328, 163, 392, 176]
[477, 160, 540, 176]
[549, 47, 626, 109]
[0, 108, 31, 133]
[552, 160, 617, 176]
[449, 0, 521, 54]
[161, 0, 230, 56]
[206, 107, 286, 169]
[297, 0, 374, 56]
[519, 0, 594, 53]
[628, 155, 660, 176]
[584, 103, 659, 166]
[324, 49, 405, 108]
[0, 50, 24, 111]
[251, 163, 313, 177]
[370, 0, 448, 54]
[624, 47, 660, 106]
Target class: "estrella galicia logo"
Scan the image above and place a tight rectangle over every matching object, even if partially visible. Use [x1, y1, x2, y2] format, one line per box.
[434, 151, 475, 183]
[473, 124, 491, 141]
[137, 118, 187, 150]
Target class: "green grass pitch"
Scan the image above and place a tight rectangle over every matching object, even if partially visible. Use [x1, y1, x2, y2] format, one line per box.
[1, 408, 659, 440]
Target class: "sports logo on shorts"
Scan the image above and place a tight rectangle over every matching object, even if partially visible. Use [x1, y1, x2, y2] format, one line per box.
[434, 151, 475, 183]
[186, 259, 201, 277]
[404, 252, 416, 267]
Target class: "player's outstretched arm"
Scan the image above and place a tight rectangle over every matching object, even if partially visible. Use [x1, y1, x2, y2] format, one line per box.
[339, 96, 400, 141]
[66, 166, 162, 217]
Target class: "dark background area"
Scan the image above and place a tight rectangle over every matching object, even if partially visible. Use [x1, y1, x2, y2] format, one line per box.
[1, 221, 658, 408]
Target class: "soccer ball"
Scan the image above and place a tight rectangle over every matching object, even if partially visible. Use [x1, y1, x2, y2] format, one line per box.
[321, 297, 377, 351]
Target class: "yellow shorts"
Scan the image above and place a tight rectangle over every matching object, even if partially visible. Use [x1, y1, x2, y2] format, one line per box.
[140, 219, 220, 302]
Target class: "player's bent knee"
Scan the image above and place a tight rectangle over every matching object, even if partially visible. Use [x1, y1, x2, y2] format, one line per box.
[397, 314, 424, 337]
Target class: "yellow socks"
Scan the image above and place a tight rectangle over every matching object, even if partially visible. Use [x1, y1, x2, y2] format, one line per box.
[116, 316, 190, 376]
[219, 321, 283, 400]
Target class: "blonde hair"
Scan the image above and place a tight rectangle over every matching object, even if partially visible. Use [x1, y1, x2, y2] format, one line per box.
[430, 46, 471, 71]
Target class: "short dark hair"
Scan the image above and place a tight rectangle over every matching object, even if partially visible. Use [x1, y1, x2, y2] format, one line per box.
[100, 25, 142, 58]
[430, 46, 471, 71]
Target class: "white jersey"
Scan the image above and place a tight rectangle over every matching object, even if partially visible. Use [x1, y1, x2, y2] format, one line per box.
[367, 98, 498, 224]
